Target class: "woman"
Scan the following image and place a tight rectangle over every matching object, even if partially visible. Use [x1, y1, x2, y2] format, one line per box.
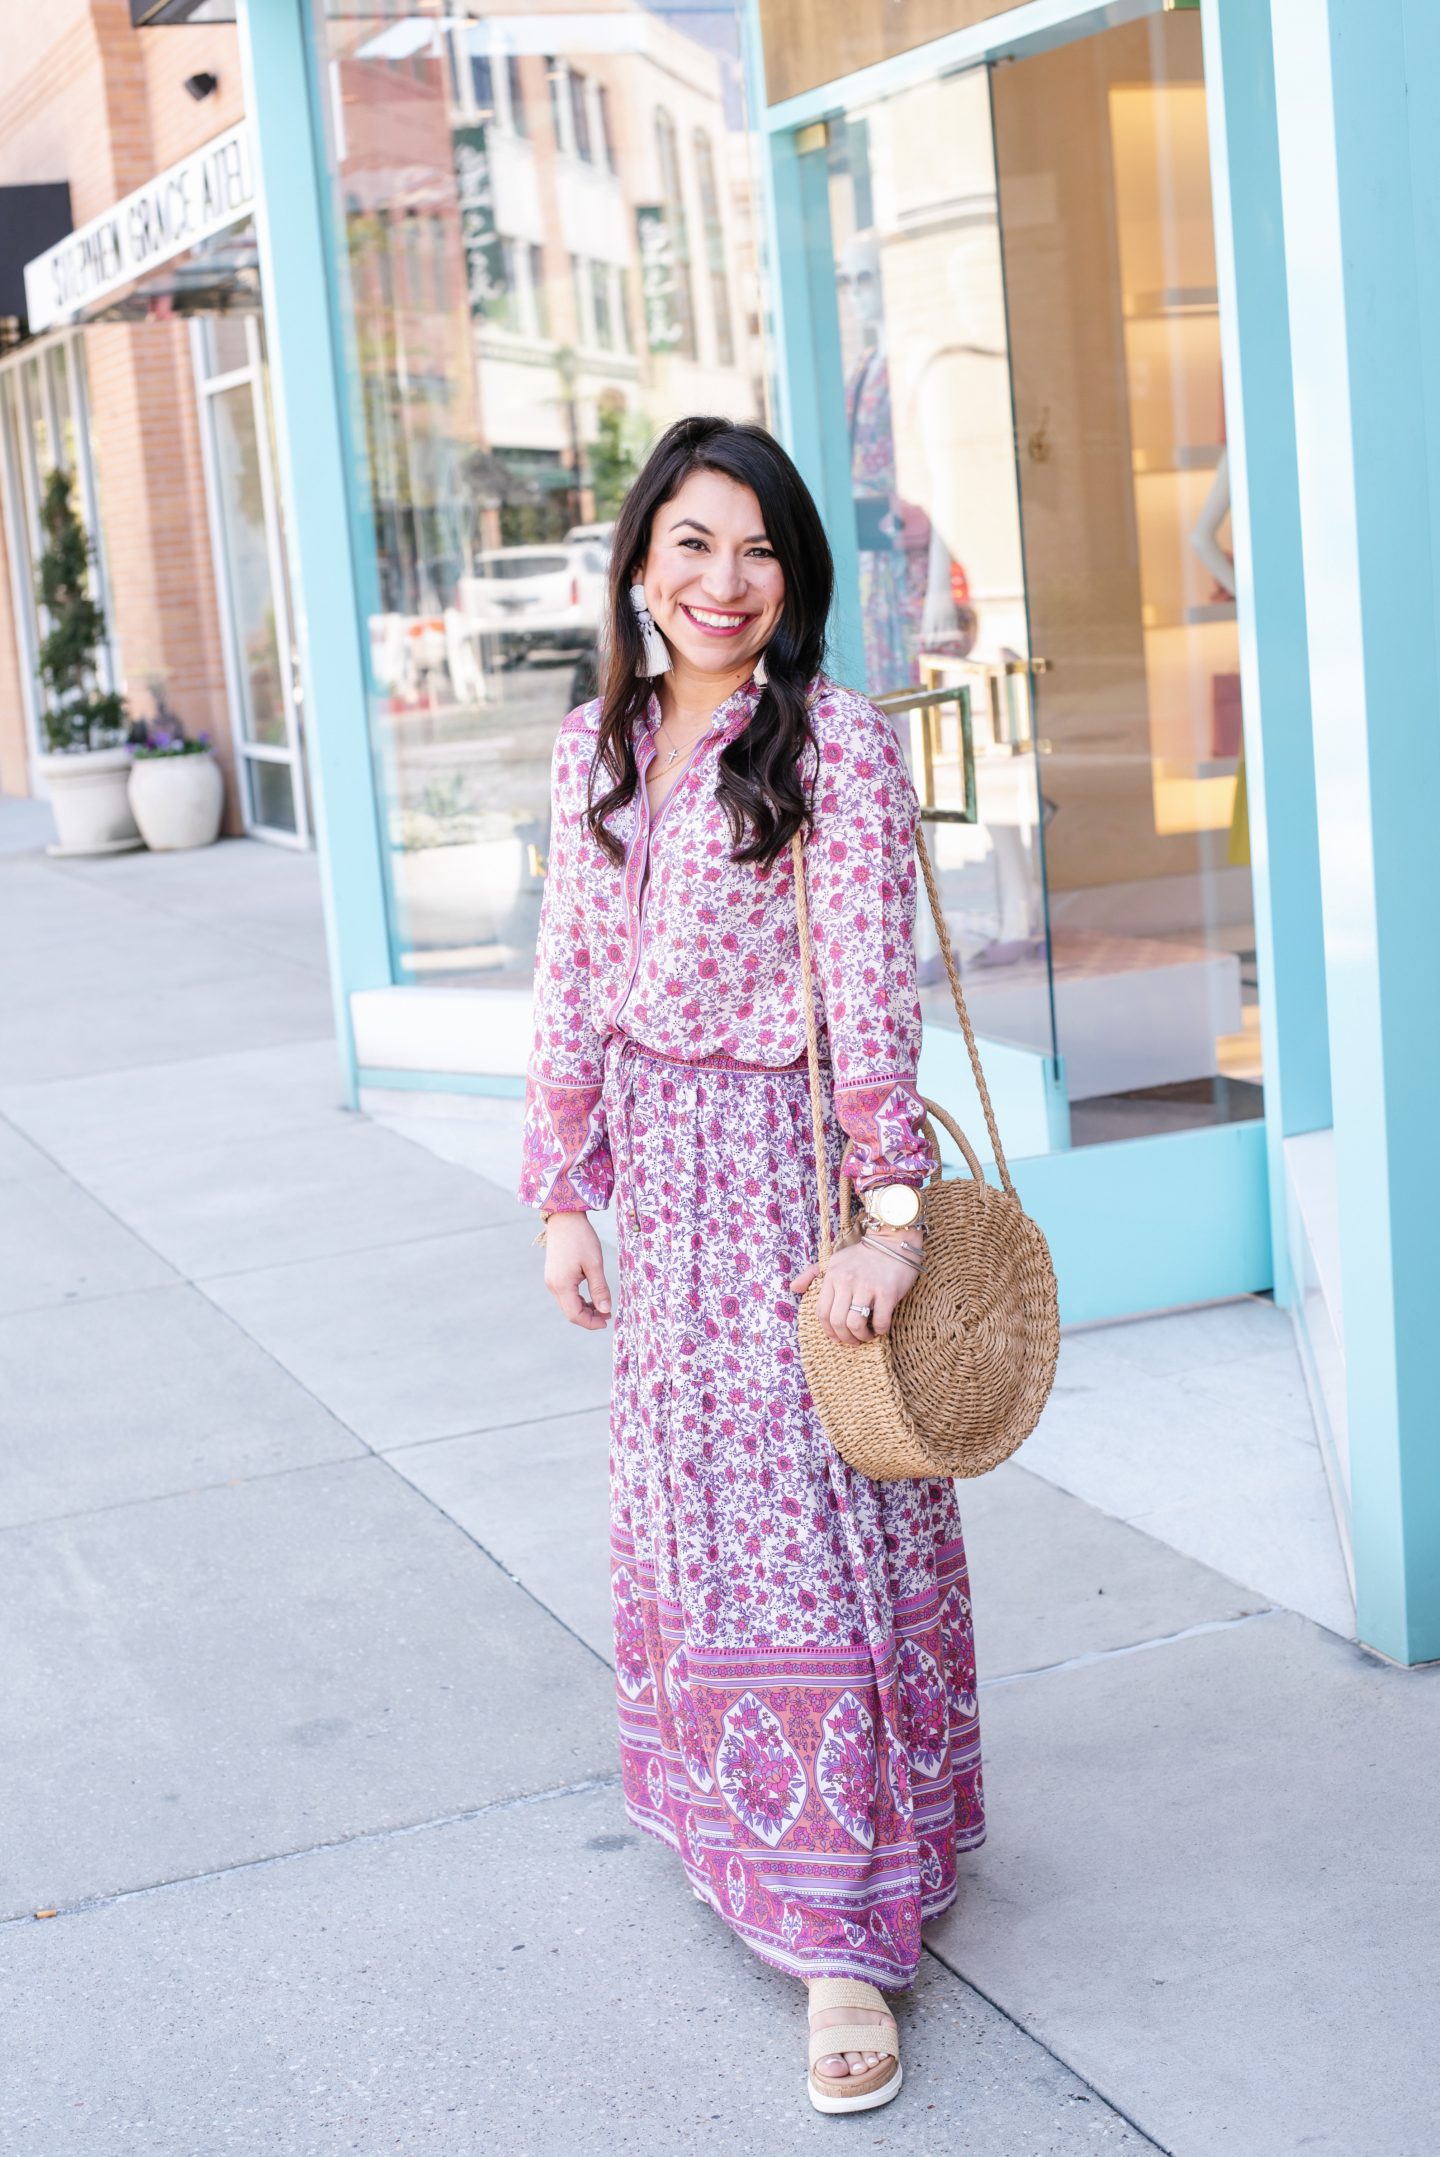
[519, 417, 983, 2115]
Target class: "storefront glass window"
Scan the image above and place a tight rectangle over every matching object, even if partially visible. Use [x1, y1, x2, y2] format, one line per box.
[822, 11, 1260, 1148]
[0, 334, 116, 761]
[321, 3, 764, 986]
[193, 310, 307, 841]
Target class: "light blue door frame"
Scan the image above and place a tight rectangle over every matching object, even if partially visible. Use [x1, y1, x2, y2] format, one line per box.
[1201, 0, 1330, 1311]
[236, 0, 390, 1108]
[1269, 0, 1440, 1667]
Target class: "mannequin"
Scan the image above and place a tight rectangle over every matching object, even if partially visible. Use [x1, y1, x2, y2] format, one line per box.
[1189, 447, 1236, 599]
[838, 232, 933, 689]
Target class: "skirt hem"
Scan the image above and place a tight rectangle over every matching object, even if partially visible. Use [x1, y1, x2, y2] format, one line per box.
[624, 1793, 983, 1992]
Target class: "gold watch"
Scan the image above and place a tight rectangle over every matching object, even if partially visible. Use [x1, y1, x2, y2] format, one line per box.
[862, 1182, 924, 1231]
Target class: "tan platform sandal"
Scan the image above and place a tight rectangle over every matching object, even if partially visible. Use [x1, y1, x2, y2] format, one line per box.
[807, 1979, 902, 2115]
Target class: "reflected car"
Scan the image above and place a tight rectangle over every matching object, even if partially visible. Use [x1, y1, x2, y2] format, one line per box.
[457, 542, 609, 663]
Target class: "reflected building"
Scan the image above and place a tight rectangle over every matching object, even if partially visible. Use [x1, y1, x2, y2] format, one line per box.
[324, 4, 765, 984]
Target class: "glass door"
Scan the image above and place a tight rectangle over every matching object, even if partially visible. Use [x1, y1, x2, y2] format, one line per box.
[813, 9, 1263, 1162]
[193, 310, 310, 845]
[989, 11, 1261, 1147]
[822, 65, 1060, 1119]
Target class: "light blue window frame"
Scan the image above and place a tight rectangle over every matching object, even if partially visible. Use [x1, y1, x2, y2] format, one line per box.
[236, 0, 1440, 1657]
[742, 0, 1293, 1329]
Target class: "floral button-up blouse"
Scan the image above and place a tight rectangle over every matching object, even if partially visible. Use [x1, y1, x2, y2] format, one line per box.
[518, 672, 937, 1213]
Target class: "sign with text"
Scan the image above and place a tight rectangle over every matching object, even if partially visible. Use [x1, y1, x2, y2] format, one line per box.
[23, 121, 254, 333]
[635, 205, 682, 354]
[451, 124, 505, 321]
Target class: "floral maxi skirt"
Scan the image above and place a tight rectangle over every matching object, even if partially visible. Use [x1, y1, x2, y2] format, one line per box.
[605, 1037, 984, 1988]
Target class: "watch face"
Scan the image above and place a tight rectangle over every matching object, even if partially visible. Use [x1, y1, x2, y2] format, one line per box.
[868, 1184, 921, 1228]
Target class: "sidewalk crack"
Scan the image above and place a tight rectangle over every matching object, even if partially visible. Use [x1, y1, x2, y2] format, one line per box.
[979, 1606, 1280, 1691]
[2, 1771, 625, 1931]
[919, 1940, 1175, 2153]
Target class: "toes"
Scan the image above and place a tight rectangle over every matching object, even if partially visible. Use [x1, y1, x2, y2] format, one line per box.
[818, 2054, 849, 2079]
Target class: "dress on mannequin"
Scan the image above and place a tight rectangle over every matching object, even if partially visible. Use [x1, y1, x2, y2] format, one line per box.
[840, 234, 930, 690]
[847, 346, 929, 689]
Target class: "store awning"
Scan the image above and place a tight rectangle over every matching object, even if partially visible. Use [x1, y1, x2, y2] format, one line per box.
[22, 122, 254, 335]
[130, 2, 236, 23]
[0, 186, 72, 342]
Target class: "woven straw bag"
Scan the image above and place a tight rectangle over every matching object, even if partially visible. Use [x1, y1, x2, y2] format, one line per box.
[791, 824, 1060, 1481]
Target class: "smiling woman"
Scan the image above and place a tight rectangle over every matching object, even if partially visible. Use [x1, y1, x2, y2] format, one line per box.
[518, 417, 983, 2118]
[585, 419, 834, 874]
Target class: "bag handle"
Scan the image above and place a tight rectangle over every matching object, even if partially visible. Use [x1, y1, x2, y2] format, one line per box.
[790, 820, 1015, 1267]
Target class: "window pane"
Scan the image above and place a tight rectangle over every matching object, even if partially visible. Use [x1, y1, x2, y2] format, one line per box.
[210, 383, 288, 748]
[653, 110, 697, 359]
[571, 71, 592, 161]
[507, 55, 527, 134]
[591, 260, 612, 347]
[247, 754, 299, 835]
[203, 314, 252, 380]
[693, 129, 734, 366]
[321, 2, 765, 985]
[530, 244, 550, 338]
[470, 49, 492, 117]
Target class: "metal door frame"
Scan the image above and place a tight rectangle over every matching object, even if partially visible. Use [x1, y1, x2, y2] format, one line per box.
[191, 312, 310, 847]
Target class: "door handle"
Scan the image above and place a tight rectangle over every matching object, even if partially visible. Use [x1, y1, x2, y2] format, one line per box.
[871, 683, 977, 824]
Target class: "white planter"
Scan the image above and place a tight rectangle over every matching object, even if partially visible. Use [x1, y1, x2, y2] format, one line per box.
[37, 746, 142, 857]
[127, 750, 225, 852]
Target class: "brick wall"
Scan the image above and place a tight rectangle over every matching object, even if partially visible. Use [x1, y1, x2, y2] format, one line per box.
[0, 3, 253, 835]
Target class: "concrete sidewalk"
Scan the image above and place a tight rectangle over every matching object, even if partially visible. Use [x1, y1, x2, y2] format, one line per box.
[2, 814, 1436, 2156]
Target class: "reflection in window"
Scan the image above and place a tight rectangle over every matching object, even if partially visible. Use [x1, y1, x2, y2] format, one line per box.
[507, 54, 527, 134]
[493, 238, 518, 332]
[571, 69, 593, 162]
[570, 253, 590, 345]
[404, 214, 424, 311]
[529, 245, 550, 339]
[547, 57, 566, 149]
[693, 128, 734, 366]
[654, 109, 697, 359]
[471, 50, 493, 118]
[591, 261, 613, 349]
[323, 3, 762, 986]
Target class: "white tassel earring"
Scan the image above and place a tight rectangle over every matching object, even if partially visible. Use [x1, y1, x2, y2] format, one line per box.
[629, 582, 671, 678]
[752, 649, 769, 687]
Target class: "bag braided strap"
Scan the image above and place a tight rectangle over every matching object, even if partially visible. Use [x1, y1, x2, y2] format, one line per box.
[791, 822, 1060, 1482]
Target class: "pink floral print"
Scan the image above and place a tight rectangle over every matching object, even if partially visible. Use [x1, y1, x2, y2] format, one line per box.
[520, 674, 937, 1211]
[520, 673, 984, 1986]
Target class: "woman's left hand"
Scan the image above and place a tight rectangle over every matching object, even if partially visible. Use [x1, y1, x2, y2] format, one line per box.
[791, 1231, 922, 1346]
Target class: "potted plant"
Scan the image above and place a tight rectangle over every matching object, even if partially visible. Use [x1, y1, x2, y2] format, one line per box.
[33, 467, 140, 856]
[127, 687, 225, 852]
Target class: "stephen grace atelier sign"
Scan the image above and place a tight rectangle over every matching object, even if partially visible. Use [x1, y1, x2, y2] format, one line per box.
[24, 122, 254, 333]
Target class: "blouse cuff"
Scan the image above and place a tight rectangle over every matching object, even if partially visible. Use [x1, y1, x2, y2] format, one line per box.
[833, 1074, 937, 1193]
[519, 1078, 614, 1213]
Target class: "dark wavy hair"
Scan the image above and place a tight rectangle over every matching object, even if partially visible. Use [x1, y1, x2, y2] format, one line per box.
[585, 416, 834, 867]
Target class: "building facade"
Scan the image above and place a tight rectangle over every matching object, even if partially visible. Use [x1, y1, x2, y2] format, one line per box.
[0, 7, 318, 838]
[4, 0, 1437, 1669]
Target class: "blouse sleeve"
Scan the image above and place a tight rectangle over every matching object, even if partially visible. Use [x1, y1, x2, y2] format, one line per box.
[518, 722, 614, 1212]
[802, 695, 937, 1194]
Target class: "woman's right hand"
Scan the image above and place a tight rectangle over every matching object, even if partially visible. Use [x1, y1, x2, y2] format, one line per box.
[541, 1210, 613, 1331]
